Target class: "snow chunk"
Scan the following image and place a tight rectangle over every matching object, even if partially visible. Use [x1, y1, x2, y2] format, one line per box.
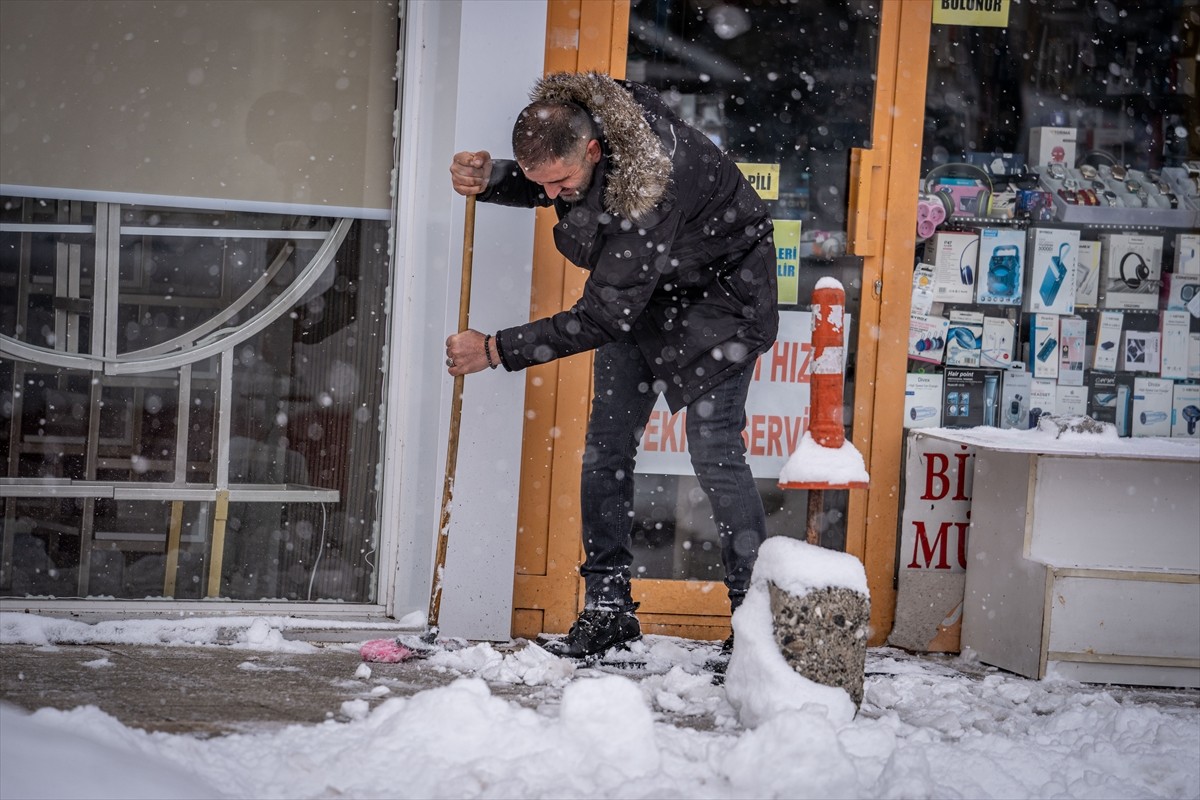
[779, 431, 869, 486]
[815, 276, 844, 291]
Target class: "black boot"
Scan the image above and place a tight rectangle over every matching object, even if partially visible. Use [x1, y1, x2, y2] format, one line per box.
[544, 604, 641, 658]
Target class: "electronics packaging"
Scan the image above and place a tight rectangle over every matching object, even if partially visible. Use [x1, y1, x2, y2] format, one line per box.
[1029, 378, 1057, 428]
[1087, 372, 1119, 426]
[1160, 310, 1190, 380]
[1131, 377, 1173, 437]
[1029, 313, 1060, 380]
[1056, 384, 1088, 417]
[943, 368, 1003, 428]
[1162, 272, 1200, 315]
[945, 309, 984, 367]
[999, 367, 1032, 429]
[1092, 310, 1124, 372]
[1025, 228, 1079, 315]
[981, 316, 1015, 369]
[904, 372, 944, 429]
[1171, 383, 1200, 438]
[1176, 232, 1200, 277]
[1058, 316, 1086, 386]
[912, 263, 936, 315]
[976, 228, 1025, 306]
[930, 232, 980, 304]
[1074, 240, 1101, 307]
[1028, 126, 1076, 167]
[1190, 332, 1200, 380]
[1100, 233, 1163, 310]
[908, 314, 950, 364]
[1119, 330, 1161, 373]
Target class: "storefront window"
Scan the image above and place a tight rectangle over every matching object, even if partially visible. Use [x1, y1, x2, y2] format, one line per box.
[624, 0, 881, 582]
[0, 200, 391, 601]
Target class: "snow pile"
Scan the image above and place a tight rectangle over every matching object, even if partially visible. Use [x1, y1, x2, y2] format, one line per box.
[427, 641, 578, 686]
[778, 431, 869, 486]
[725, 537, 868, 728]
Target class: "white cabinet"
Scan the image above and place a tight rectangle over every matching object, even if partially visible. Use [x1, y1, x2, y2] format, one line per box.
[924, 430, 1200, 688]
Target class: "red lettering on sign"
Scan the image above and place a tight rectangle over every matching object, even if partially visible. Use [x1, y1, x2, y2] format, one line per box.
[907, 519, 970, 570]
[921, 453, 950, 500]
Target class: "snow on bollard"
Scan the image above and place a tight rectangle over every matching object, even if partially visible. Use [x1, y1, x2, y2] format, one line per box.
[725, 536, 869, 728]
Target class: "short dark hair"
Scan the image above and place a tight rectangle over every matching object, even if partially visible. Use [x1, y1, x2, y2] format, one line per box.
[512, 101, 596, 169]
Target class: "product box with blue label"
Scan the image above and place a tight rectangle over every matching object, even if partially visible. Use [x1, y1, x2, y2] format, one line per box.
[1132, 377, 1173, 437]
[904, 372, 944, 429]
[1029, 313, 1060, 380]
[945, 309, 984, 367]
[908, 313, 950, 364]
[975, 228, 1025, 306]
[1025, 228, 1079, 315]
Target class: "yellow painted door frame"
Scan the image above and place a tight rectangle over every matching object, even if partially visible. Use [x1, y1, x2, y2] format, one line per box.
[511, 0, 935, 645]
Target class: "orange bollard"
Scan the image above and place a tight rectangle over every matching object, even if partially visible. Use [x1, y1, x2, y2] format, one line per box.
[808, 282, 847, 449]
[778, 279, 869, 544]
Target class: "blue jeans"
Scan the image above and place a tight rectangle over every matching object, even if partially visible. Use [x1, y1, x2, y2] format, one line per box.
[580, 339, 767, 611]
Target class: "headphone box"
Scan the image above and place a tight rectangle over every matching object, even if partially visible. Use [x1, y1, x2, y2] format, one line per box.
[1119, 330, 1161, 374]
[1058, 316, 1087, 387]
[1025, 228, 1079, 315]
[975, 228, 1025, 306]
[1092, 310, 1124, 372]
[1160, 310, 1190, 380]
[929, 231, 979, 304]
[1132, 377, 1173, 437]
[945, 310, 984, 367]
[999, 367, 1032, 429]
[1074, 240, 1101, 308]
[1028, 312, 1060, 380]
[1171, 383, 1200, 438]
[1100, 233, 1163, 311]
[903, 372, 944, 429]
[1175, 233, 1200, 277]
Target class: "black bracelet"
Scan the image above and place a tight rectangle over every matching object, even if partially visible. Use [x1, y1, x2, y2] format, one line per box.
[484, 333, 498, 370]
[494, 330, 512, 371]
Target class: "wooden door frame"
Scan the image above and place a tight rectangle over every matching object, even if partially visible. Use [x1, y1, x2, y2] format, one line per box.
[511, 0, 935, 644]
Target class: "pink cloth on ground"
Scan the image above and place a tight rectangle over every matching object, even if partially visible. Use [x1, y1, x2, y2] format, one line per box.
[359, 639, 416, 663]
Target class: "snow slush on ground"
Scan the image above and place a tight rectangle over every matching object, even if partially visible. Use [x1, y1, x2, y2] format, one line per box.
[3, 548, 1199, 800]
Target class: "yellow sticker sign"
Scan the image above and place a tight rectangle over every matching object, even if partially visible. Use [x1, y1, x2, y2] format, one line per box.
[737, 162, 780, 200]
[932, 0, 1010, 28]
[774, 219, 801, 305]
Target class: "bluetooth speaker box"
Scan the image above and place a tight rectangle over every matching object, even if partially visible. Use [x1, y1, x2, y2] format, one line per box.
[976, 228, 1025, 306]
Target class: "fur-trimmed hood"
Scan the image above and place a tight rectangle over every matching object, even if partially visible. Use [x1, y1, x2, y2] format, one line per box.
[531, 72, 673, 222]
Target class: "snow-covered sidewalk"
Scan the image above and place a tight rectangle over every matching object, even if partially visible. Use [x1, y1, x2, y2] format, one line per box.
[1, 612, 1197, 799]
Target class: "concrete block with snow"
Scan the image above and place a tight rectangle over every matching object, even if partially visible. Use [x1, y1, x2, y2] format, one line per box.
[725, 537, 869, 728]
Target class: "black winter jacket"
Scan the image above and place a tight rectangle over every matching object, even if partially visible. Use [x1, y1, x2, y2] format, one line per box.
[485, 73, 778, 411]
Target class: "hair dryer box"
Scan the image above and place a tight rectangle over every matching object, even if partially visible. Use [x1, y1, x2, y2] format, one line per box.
[975, 228, 1025, 306]
[1100, 233, 1162, 310]
[1092, 310, 1124, 372]
[1131, 377, 1172, 437]
[1175, 232, 1200, 277]
[1172, 383, 1200, 438]
[1025, 228, 1078, 315]
[943, 368, 1003, 428]
[904, 372, 944, 429]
